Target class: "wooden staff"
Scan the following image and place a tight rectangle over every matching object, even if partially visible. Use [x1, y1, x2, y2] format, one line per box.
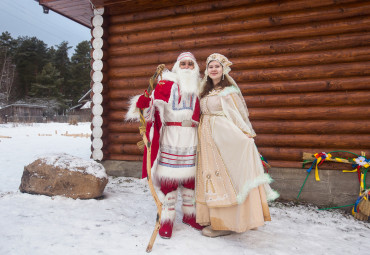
[138, 64, 165, 253]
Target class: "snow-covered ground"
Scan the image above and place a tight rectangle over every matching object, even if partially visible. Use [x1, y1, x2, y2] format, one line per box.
[0, 122, 369, 255]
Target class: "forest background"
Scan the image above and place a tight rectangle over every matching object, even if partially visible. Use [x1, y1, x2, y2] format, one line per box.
[0, 31, 91, 115]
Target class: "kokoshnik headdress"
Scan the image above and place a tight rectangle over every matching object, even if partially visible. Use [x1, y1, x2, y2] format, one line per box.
[200, 53, 241, 94]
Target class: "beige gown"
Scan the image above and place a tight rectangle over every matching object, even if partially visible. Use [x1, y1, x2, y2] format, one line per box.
[196, 86, 278, 232]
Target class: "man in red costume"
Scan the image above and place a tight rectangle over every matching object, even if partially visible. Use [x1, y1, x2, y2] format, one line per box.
[126, 52, 203, 238]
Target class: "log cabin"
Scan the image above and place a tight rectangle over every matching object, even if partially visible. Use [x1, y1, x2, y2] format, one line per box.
[37, 0, 370, 207]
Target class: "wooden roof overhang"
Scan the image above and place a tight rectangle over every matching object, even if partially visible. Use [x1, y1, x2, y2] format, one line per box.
[38, 0, 209, 28]
[38, 0, 93, 28]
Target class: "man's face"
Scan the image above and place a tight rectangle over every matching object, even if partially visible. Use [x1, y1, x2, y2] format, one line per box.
[179, 60, 195, 70]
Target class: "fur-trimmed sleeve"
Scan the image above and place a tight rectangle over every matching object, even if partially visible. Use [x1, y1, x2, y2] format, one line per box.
[125, 95, 141, 122]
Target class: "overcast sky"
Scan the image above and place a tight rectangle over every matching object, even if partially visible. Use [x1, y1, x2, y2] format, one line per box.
[0, 0, 91, 55]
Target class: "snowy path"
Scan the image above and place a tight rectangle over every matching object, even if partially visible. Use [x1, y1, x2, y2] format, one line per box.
[0, 123, 369, 255]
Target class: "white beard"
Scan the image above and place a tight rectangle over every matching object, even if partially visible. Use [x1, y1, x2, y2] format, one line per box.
[176, 69, 200, 96]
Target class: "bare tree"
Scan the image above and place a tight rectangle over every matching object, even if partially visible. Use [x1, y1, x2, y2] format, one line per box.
[0, 47, 16, 103]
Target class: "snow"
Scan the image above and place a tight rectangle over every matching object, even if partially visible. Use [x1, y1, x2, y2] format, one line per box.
[0, 122, 369, 255]
[39, 153, 107, 179]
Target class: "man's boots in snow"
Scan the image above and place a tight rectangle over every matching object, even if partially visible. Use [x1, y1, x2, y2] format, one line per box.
[158, 189, 177, 239]
[181, 187, 204, 231]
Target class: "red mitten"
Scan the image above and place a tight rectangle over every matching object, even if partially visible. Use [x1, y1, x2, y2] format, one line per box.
[136, 94, 151, 109]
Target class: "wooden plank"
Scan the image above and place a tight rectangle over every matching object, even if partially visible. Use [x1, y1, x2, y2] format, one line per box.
[108, 154, 143, 161]
[249, 105, 370, 120]
[252, 120, 370, 135]
[245, 91, 370, 108]
[258, 147, 370, 161]
[108, 16, 370, 55]
[107, 144, 141, 154]
[108, 31, 370, 66]
[232, 61, 370, 82]
[107, 121, 139, 133]
[240, 76, 370, 95]
[108, 60, 370, 79]
[109, 2, 370, 45]
[108, 0, 266, 23]
[108, 0, 358, 25]
[108, 133, 141, 144]
[254, 134, 370, 149]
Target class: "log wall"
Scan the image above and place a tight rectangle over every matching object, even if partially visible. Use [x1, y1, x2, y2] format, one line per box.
[100, 0, 370, 168]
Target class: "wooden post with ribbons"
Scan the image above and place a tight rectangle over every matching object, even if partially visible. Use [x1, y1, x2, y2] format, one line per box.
[138, 64, 165, 253]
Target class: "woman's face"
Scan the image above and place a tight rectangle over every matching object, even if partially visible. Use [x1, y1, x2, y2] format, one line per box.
[207, 60, 223, 84]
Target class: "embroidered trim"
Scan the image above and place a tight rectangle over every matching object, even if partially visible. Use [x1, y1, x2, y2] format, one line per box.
[172, 85, 195, 111]
[159, 145, 197, 168]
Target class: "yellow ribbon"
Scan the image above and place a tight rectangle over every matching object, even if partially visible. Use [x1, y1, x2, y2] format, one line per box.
[343, 170, 357, 172]
[315, 156, 321, 181]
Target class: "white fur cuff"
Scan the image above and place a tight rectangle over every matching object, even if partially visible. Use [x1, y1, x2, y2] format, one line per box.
[125, 95, 141, 122]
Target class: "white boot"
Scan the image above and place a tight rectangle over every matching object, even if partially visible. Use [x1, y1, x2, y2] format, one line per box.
[158, 189, 178, 239]
[181, 187, 204, 230]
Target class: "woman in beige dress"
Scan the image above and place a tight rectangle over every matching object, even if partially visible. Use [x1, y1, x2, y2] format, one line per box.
[196, 53, 279, 237]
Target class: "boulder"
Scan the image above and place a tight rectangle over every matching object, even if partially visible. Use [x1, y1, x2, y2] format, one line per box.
[19, 153, 108, 199]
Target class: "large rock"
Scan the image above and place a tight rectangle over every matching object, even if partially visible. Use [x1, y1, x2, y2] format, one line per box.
[19, 153, 108, 199]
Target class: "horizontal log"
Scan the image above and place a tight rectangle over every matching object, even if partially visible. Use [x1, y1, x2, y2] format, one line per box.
[109, 101, 129, 111]
[109, 2, 370, 46]
[108, 65, 155, 79]
[108, 74, 370, 94]
[249, 105, 370, 120]
[108, 133, 141, 144]
[108, 90, 142, 100]
[108, 15, 370, 56]
[252, 120, 370, 135]
[106, 0, 240, 16]
[107, 89, 370, 109]
[108, 0, 360, 33]
[107, 154, 143, 161]
[105, 114, 370, 133]
[108, 31, 370, 66]
[267, 160, 354, 170]
[232, 61, 370, 82]
[107, 121, 139, 133]
[106, 103, 370, 122]
[107, 111, 126, 122]
[108, 46, 370, 76]
[108, 0, 271, 24]
[258, 147, 370, 161]
[108, 45, 370, 71]
[245, 90, 370, 108]
[109, 77, 150, 90]
[234, 46, 370, 70]
[254, 134, 370, 149]
[265, 160, 302, 169]
[107, 144, 141, 155]
[240, 76, 370, 95]
[108, 60, 370, 82]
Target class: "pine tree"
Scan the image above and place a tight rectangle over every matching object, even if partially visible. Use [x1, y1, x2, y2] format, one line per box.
[53, 41, 71, 104]
[30, 62, 63, 99]
[69, 41, 91, 104]
[14, 36, 48, 97]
